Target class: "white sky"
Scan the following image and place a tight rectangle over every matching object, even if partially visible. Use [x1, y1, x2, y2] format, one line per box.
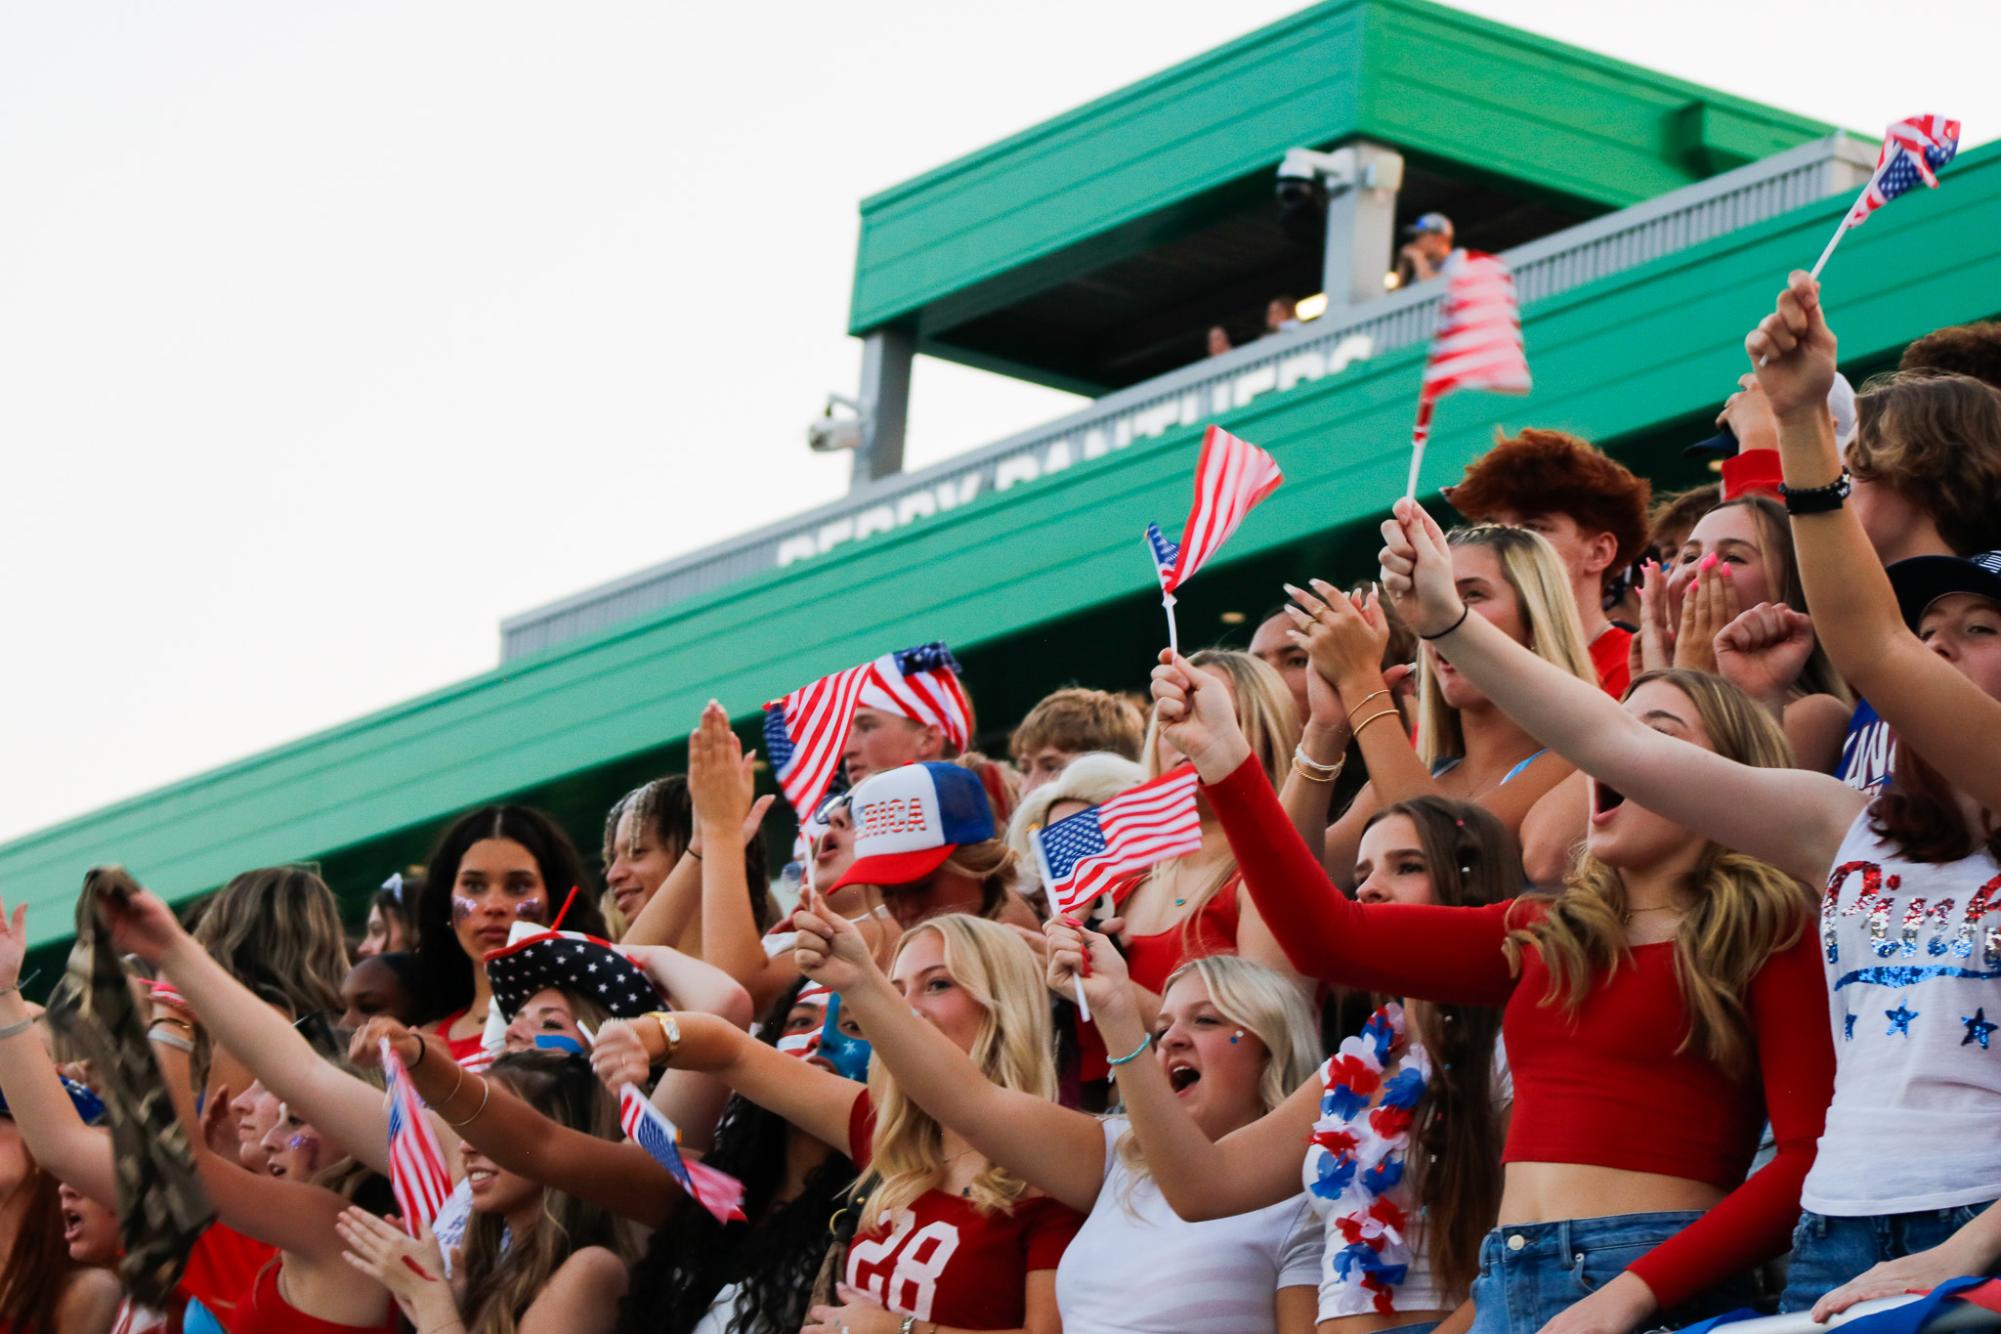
[0, 0, 1991, 842]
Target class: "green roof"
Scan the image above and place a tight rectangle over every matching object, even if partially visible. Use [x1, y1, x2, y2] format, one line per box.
[10, 137, 1999, 962]
[848, 0, 1838, 341]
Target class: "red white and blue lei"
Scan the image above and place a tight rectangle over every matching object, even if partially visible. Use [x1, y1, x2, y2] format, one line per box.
[1306, 1002, 1431, 1316]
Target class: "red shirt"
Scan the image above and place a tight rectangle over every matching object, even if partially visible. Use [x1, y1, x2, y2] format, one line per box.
[1121, 873, 1242, 998]
[177, 1221, 275, 1329]
[1206, 756, 1834, 1309]
[430, 1011, 492, 1070]
[231, 1262, 397, 1334]
[846, 1093, 1082, 1329]
[1592, 624, 1634, 698]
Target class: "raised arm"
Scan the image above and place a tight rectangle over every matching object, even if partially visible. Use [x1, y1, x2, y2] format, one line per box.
[1376, 499, 1861, 885]
[146, 911, 401, 1177]
[687, 702, 800, 1012]
[1048, 917, 1318, 1220]
[1151, 652, 1521, 1003]
[619, 942, 750, 1151]
[1750, 271, 2001, 812]
[789, 891, 1106, 1213]
[0, 900, 118, 1204]
[592, 1005, 860, 1156]
[350, 1017, 674, 1228]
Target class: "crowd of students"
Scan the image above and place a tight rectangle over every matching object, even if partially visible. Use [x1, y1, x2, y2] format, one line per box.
[3, 272, 2001, 1334]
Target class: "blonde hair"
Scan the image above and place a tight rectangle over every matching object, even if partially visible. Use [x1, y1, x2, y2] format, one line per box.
[1502, 670, 1814, 1072]
[861, 915, 1056, 1229]
[1111, 954, 1319, 1193]
[191, 867, 351, 1019]
[1416, 526, 1597, 765]
[1138, 650, 1302, 931]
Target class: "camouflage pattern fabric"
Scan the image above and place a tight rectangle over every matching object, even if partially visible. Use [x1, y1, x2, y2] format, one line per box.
[48, 866, 214, 1307]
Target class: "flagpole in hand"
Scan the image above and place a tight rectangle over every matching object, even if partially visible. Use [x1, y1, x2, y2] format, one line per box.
[1403, 252, 1529, 502]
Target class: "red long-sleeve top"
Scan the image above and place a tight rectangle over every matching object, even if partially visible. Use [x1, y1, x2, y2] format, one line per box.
[1207, 757, 1833, 1309]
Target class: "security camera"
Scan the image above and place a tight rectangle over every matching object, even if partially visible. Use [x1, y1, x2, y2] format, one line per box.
[807, 393, 866, 453]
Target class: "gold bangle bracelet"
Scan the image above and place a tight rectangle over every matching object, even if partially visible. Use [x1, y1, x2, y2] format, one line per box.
[1352, 707, 1401, 738]
[443, 1075, 490, 1129]
[1346, 686, 1393, 713]
[1292, 759, 1340, 785]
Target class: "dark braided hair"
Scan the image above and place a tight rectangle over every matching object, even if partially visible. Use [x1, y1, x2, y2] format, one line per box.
[615, 978, 856, 1334]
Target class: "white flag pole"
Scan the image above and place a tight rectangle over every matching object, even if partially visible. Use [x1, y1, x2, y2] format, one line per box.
[1163, 593, 1180, 657]
[1809, 159, 1887, 282]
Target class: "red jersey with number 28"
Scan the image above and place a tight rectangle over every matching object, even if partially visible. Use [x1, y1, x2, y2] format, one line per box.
[845, 1092, 1082, 1329]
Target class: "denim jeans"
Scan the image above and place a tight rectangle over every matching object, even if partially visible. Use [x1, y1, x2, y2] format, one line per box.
[1779, 1204, 1999, 1313]
[1468, 1212, 1757, 1334]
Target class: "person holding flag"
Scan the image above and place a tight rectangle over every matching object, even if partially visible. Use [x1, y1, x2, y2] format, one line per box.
[590, 913, 1082, 1333]
[335, 1050, 632, 1334]
[788, 891, 1325, 1334]
[1039, 796, 1517, 1331]
[1115, 650, 1307, 1012]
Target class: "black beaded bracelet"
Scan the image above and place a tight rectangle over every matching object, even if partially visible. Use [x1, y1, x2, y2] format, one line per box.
[1419, 605, 1470, 641]
[1777, 469, 1852, 516]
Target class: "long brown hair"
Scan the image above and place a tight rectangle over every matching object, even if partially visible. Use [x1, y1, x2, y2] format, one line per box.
[1363, 796, 1512, 1302]
[1503, 670, 1813, 1073]
[0, 1153, 81, 1329]
[461, 1053, 628, 1334]
[191, 866, 351, 1020]
[1872, 736, 2001, 865]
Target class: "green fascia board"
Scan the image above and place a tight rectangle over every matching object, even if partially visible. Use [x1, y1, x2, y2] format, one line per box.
[8, 142, 1995, 953]
[847, 0, 1837, 336]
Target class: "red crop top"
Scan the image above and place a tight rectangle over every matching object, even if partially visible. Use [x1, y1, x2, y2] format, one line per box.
[1206, 757, 1834, 1309]
[1121, 872, 1242, 997]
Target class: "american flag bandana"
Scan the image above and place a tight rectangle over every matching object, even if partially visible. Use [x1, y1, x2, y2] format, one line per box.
[618, 1083, 747, 1224]
[381, 1039, 453, 1234]
[1033, 765, 1204, 916]
[764, 642, 971, 818]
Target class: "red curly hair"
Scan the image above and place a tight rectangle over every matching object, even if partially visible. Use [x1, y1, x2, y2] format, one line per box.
[1443, 429, 1652, 578]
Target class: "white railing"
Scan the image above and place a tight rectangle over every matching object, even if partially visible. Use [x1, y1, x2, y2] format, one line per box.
[501, 134, 1874, 661]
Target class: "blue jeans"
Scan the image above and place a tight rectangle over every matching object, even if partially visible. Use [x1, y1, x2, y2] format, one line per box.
[1780, 1204, 1999, 1313]
[1468, 1212, 1757, 1334]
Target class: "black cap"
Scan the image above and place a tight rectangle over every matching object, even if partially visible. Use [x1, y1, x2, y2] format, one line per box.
[1886, 551, 2001, 631]
[1684, 422, 1740, 460]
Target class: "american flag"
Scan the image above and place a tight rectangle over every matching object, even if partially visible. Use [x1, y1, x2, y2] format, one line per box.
[381, 1039, 453, 1235]
[617, 1083, 747, 1224]
[1146, 426, 1283, 594]
[764, 643, 970, 818]
[1845, 116, 1961, 230]
[1032, 764, 1204, 916]
[1412, 251, 1530, 454]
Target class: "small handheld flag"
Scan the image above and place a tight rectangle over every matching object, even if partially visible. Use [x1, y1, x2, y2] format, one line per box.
[618, 1083, 747, 1224]
[1406, 251, 1530, 500]
[764, 643, 971, 820]
[1033, 765, 1205, 918]
[1809, 116, 1960, 281]
[381, 1040, 453, 1236]
[1144, 426, 1283, 651]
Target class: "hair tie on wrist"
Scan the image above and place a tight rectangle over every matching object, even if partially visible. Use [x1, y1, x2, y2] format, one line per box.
[1106, 1033, 1153, 1069]
[1419, 606, 1470, 641]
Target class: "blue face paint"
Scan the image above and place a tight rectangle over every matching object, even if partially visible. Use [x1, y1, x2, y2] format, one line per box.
[533, 1034, 587, 1056]
[817, 993, 873, 1083]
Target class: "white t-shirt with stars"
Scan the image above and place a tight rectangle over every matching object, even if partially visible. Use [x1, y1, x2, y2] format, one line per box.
[1804, 807, 2001, 1215]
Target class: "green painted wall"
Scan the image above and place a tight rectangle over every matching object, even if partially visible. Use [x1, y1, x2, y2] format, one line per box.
[8, 140, 1996, 958]
[847, 0, 1837, 336]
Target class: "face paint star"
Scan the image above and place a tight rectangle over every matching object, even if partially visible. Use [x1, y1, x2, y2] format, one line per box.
[1885, 998, 1920, 1037]
[1963, 1008, 1998, 1051]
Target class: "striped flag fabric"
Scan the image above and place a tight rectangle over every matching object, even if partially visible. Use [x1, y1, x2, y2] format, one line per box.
[1032, 764, 1204, 915]
[1413, 251, 1530, 451]
[618, 1083, 747, 1224]
[381, 1040, 453, 1235]
[1845, 115, 1961, 230]
[1146, 426, 1283, 595]
[763, 643, 971, 819]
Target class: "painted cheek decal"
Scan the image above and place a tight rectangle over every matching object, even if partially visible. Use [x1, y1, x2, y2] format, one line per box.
[451, 896, 477, 923]
[513, 897, 546, 922]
